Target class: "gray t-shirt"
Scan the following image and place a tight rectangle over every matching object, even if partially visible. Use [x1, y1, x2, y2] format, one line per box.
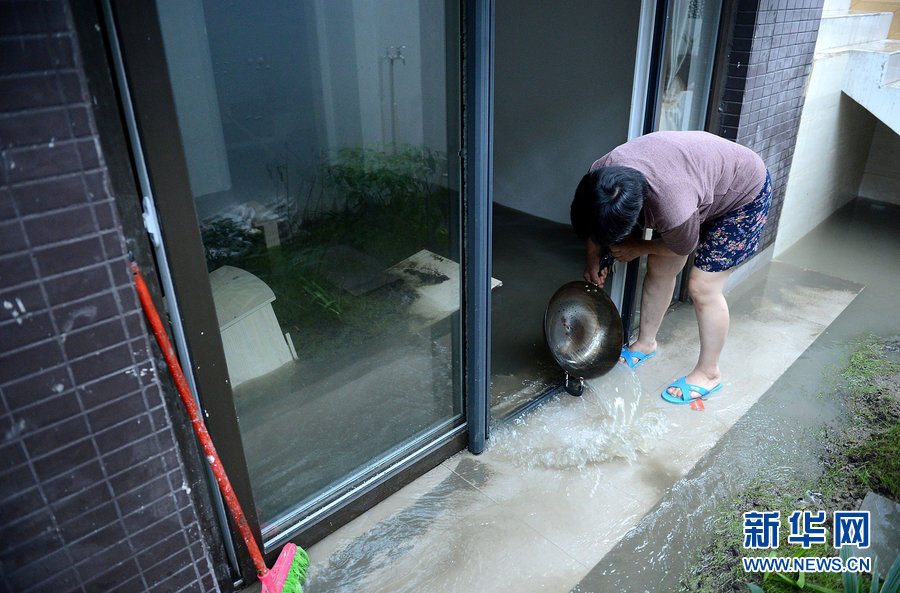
[590, 131, 767, 255]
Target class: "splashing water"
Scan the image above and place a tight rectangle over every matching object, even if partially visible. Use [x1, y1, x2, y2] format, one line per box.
[305, 366, 671, 592]
[488, 364, 668, 470]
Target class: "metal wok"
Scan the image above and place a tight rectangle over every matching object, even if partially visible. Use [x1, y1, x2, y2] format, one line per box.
[543, 280, 624, 396]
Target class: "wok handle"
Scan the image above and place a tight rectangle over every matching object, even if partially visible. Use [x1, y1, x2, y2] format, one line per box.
[598, 251, 615, 271]
[564, 374, 584, 397]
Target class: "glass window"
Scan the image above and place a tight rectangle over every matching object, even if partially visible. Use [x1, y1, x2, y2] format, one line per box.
[155, 0, 462, 537]
[656, 0, 722, 132]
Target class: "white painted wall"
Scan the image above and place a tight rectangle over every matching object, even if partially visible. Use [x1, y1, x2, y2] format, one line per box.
[319, 0, 440, 150]
[815, 11, 892, 50]
[774, 51, 876, 257]
[858, 120, 900, 204]
[492, 0, 641, 224]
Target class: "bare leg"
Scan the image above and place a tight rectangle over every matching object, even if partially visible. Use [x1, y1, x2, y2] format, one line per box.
[668, 266, 732, 398]
[621, 253, 688, 364]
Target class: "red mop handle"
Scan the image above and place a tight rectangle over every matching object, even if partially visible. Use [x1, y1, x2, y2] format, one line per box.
[131, 262, 269, 578]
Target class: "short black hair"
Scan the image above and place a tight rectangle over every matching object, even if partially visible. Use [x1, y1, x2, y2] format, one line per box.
[570, 166, 647, 247]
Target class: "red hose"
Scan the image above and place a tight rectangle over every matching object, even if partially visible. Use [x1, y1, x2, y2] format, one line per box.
[131, 262, 269, 578]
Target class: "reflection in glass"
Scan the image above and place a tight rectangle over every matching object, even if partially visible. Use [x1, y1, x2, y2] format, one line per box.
[156, 0, 461, 535]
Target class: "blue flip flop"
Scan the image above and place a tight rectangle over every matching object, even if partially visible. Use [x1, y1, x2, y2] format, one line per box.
[620, 345, 657, 369]
[661, 376, 722, 404]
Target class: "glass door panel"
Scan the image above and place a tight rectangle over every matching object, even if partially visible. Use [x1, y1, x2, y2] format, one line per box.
[656, 0, 723, 132]
[629, 0, 723, 336]
[488, 0, 642, 419]
[154, 0, 462, 537]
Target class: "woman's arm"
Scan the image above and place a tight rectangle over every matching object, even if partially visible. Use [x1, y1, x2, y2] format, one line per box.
[609, 237, 679, 262]
[583, 239, 608, 286]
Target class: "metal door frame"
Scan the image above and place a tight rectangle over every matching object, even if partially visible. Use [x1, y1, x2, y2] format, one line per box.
[622, 0, 730, 335]
[464, 0, 494, 453]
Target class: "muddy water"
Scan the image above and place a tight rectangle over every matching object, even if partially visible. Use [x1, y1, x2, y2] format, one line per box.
[488, 364, 669, 469]
[304, 365, 670, 593]
[303, 467, 492, 593]
[573, 198, 900, 593]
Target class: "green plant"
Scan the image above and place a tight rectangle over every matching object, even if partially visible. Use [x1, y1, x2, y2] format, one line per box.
[849, 424, 900, 499]
[309, 144, 452, 263]
[322, 144, 445, 212]
[200, 218, 263, 270]
[295, 275, 341, 316]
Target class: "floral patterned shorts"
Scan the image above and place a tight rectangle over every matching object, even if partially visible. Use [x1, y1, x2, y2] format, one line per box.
[694, 170, 772, 273]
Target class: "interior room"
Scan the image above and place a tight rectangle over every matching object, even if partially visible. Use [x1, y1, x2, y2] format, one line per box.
[488, 0, 642, 417]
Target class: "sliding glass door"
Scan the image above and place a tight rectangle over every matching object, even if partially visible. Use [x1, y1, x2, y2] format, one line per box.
[114, 0, 465, 550]
[488, 0, 644, 418]
[628, 0, 723, 338]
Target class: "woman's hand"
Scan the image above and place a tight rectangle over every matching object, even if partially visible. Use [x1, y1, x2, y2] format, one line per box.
[583, 239, 608, 287]
[609, 237, 648, 263]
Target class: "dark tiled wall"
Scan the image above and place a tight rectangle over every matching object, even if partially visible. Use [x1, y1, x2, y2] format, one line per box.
[718, 0, 824, 250]
[0, 2, 218, 592]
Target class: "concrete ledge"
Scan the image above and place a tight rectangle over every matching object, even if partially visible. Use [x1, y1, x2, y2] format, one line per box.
[816, 11, 892, 51]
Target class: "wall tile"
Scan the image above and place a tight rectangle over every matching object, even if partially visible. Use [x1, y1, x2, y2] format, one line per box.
[718, 0, 824, 252]
[0, 2, 218, 591]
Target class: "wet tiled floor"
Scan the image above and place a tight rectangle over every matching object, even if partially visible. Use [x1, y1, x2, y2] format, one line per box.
[291, 263, 860, 592]
[573, 197, 900, 592]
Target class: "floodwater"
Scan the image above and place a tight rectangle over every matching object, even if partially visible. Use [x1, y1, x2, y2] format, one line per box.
[297, 198, 896, 593]
[573, 198, 900, 593]
[303, 466, 493, 593]
[489, 364, 669, 469]
[305, 364, 671, 593]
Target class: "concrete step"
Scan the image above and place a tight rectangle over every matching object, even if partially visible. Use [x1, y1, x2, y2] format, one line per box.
[888, 46, 900, 84]
[846, 39, 900, 85]
[844, 46, 900, 135]
[816, 11, 893, 51]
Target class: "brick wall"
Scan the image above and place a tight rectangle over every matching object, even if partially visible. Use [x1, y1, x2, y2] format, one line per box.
[718, 0, 824, 250]
[0, 2, 218, 592]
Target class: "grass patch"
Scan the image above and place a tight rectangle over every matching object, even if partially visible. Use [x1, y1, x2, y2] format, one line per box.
[841, 338, 900, 394]
[850, 423, 900, 499]
[680, 337, 900, 593]
[680, 475, 862, 593]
